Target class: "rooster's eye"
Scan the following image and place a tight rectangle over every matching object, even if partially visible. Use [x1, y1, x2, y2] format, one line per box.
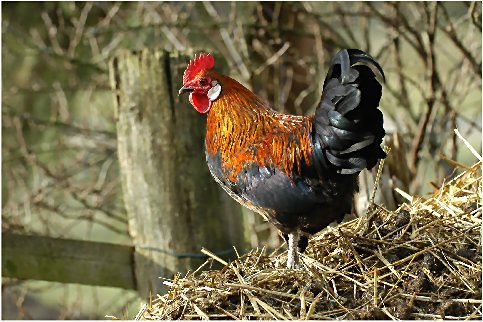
[199, 78, 208, 86]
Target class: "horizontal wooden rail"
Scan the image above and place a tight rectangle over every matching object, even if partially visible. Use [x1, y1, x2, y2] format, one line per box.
[2, 233, 136, 290]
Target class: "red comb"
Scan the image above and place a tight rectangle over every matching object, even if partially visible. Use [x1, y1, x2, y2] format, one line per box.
[183, 53, 215, 84]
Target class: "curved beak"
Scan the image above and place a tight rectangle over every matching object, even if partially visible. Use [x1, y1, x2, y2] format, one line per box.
[178, 86, 194, 96]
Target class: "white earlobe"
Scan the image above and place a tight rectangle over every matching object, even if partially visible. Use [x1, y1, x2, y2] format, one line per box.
[207, 83, 221, 101]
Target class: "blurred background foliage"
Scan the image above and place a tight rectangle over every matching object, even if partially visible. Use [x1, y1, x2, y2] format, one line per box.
[2, 1, 481, 319]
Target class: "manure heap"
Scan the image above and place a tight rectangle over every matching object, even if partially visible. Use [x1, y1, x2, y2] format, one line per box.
[137, 162, 482, 320]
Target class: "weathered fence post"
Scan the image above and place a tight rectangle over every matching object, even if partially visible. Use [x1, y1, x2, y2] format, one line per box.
[109, 50, 248, 297]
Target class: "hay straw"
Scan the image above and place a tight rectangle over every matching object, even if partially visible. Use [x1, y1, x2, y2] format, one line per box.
[137, 162, 481, 320]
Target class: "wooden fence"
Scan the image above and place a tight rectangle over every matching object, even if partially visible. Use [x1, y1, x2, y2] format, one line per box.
[3, 233, 136, 290]
[2, 49, 249, 298]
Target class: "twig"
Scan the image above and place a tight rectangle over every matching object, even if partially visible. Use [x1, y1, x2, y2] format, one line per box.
[454, 128, 482, 162]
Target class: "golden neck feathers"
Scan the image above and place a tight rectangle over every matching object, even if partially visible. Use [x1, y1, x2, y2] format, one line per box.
[205, 74, 313, 182]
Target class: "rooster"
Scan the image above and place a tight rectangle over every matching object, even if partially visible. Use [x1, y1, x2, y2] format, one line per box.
[179, 49, 386, 268]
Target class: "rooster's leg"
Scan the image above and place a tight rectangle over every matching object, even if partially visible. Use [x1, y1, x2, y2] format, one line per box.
[286, 231, 300, 269]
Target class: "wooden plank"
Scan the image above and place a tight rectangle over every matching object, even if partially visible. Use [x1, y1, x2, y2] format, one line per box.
[2, 233, 136, 290]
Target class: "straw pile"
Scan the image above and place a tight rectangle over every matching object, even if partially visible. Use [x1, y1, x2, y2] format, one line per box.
[137, 162, 481, 320]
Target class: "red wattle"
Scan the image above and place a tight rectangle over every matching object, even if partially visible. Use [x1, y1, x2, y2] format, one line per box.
[189, 92, 211, 113]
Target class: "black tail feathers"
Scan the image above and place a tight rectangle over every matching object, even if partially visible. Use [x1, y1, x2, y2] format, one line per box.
[312, 49, 386, 175]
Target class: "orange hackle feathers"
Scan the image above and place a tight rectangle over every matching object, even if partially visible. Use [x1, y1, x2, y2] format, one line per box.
[183, 53, 215, 84]
[205, 73, 313, 182]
